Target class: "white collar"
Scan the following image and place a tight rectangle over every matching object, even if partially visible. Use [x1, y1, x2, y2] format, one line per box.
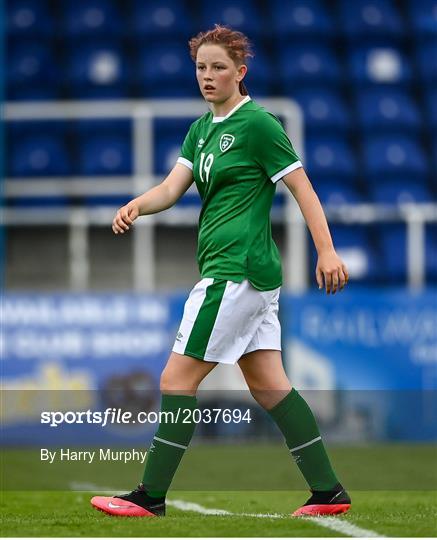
[211, 95, 251, 123]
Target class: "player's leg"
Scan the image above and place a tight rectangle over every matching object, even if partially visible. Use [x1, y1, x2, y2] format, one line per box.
[239, 348, 351, 516]
[239, 349, 341, 490]
[140, 352, 217, 496]
[91, 352, 217, 517]
[91, 278, 229, 517]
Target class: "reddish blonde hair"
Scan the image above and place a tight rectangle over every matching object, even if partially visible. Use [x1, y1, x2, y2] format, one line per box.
[188, 25, 254, 95]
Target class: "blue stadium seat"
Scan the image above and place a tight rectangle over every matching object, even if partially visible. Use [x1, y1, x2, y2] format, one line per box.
[349, 45, 412, 85]
[306, 137, 357, 179]
[65, 41, 129, 98]
[78, 135, 131, 176]
[291, 89, 351, 132]
[199, 0, 264, 38]
[377, 224, 436, 281]
[312, 225, 380, 282]
[426, 90, 437, 130]
[7, 40, 60, 99]
[9, 133, 71, 177]
[131, 0, 194, 38]
[6, 149, 72, 204]
[270, 0, 335, 38]
[74, 120, 132, 176]
[7, 86, 61, 101]
[61, 0, 123, 37]
[416, 41, 437, 83]
[313, 181, 364, 205]
[339, 0, 404, 38]
[355, 89, 421, 132]
[378, 225, 408, 280]
[154, 118, 193, 175]
[242, 51, 274, 96]
[369, 179, 433, 204]
[409, 0, 437, 37]
[363, 136, 429, 179]
[278, 44, 341, 87]
[7, 0, 53, 37]
[136, 43, 195, 97]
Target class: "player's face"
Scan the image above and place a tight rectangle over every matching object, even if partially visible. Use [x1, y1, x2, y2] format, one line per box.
[196, 44, 246, 103]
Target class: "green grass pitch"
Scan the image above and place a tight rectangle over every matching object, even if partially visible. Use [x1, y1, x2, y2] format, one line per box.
[2, 490, 436, 537]
[1, 444, 436, 537]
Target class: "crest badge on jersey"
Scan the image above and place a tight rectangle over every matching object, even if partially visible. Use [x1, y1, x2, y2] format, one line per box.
[219, 134, 235, 153]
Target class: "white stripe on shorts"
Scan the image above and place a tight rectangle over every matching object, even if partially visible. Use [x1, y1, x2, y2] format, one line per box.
[172, 277, 213, 357]
[289, 436, 322, 453]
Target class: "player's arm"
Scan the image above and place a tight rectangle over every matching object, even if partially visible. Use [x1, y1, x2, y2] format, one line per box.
[112, 163, 193, 235]
[282, 167, 348, 294]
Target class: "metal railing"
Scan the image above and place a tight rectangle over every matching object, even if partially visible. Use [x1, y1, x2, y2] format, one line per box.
[324, 202, 437, 290]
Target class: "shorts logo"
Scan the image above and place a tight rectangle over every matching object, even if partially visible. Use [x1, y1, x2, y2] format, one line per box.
[219, 134, 235, 153]
[198, 138, 205, 148]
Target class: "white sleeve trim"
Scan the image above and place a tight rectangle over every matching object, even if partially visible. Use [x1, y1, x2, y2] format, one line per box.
[177, 157, 193, 170]
[271, 161, 303, 183]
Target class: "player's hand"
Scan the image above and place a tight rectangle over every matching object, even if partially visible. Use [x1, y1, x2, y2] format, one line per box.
[112, 201, 139, 234]
[316, 248, 349, 294]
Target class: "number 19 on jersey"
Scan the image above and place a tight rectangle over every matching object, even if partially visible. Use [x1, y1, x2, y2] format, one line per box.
[199, 152, 214, 183]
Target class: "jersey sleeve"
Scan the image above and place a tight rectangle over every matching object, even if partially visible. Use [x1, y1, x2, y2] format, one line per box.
[250, 111, 302, 183]
[176, 121, 198, 171]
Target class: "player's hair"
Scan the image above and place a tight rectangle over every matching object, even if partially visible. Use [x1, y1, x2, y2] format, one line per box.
[189, 25, 254, 96]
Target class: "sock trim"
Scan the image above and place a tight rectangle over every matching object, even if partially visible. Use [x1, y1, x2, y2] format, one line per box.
[154, 436, 188, 450]
[267, 388, 299, 420]
[289, 435, 321, 453]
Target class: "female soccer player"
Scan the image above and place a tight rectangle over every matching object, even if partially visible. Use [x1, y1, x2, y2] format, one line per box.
[91, 25, 351, 518]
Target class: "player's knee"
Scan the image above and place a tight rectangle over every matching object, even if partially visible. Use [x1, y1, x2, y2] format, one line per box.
[249, 386, 291, 410]
[248, 386, 269, 408]
[159, 370, 177, 393]
[159, 370, 197, 395]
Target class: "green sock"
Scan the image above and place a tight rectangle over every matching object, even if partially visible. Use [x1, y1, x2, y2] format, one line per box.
[142, 394, 197, 498]
[268, 388, 339, 491]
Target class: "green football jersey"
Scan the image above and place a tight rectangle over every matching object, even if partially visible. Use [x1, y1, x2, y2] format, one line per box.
[177, 96, 302, 291]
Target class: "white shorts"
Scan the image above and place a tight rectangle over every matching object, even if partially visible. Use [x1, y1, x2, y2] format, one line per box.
[172, 278, 281, 365]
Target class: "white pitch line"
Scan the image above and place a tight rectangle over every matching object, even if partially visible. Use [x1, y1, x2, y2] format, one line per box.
[168, 499, 283, 519]
[167, 499, 231, 516]
[167, 498, 384, 537]
[307, 516, 383, 538]
[71, 482, 384, 538]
